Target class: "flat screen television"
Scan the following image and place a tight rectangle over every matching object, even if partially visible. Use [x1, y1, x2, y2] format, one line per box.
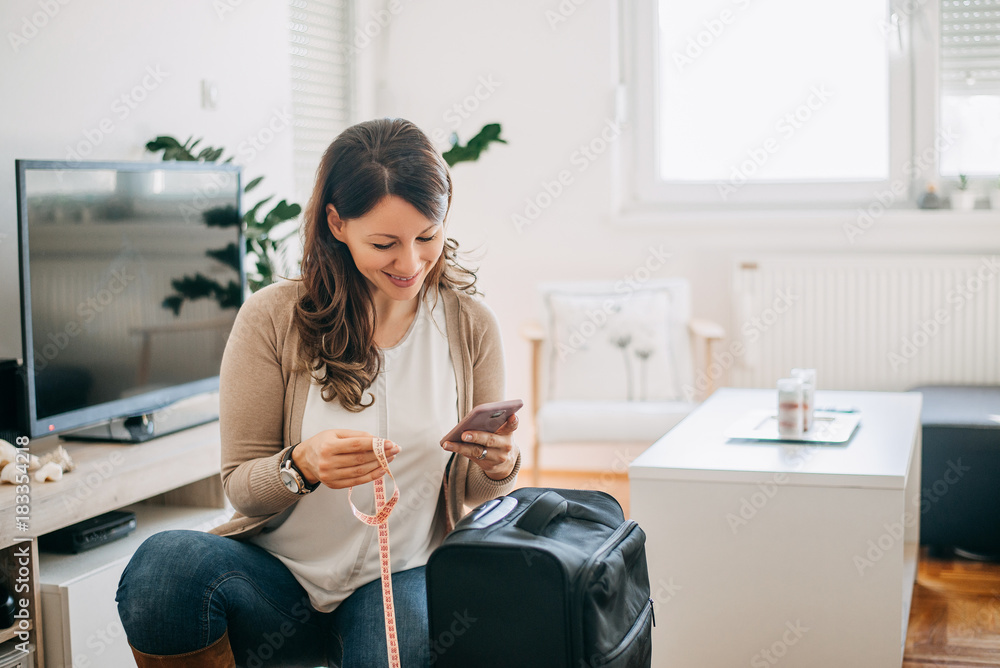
[13, 159, 245, 442]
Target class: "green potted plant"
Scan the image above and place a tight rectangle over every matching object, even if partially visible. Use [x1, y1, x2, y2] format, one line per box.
[951, 174, 977, 211]
[145, 135, 302, 312]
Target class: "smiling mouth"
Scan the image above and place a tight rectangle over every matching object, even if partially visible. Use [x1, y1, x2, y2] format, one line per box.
[383, 269, 422, 285]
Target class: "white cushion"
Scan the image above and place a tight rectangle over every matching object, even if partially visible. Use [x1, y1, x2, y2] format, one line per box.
[536, 399, 694, 444]
[545, 288, 682, 402]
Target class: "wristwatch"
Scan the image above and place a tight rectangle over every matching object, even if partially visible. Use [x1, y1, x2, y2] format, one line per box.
[279, 445, 320, 495]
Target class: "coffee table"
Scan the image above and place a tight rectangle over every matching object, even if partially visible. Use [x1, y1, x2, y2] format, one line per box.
[629, 388, 922, 668]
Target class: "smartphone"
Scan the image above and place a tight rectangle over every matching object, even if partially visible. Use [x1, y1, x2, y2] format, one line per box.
[440, 399, 523, 447]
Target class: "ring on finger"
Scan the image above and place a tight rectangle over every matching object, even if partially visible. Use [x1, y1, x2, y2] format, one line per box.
[477, 447, 487, 460]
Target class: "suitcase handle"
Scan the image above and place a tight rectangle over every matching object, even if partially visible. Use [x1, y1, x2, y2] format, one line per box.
[516, 490, 569, 535]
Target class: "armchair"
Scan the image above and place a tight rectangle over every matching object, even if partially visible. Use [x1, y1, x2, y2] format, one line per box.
[522, 279, 725, 484]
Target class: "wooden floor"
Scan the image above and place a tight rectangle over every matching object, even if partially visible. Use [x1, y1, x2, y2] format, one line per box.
[522, 469, 1000, 667]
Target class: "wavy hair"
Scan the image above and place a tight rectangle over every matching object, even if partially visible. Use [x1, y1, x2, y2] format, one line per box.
[293, 118, 478, 411]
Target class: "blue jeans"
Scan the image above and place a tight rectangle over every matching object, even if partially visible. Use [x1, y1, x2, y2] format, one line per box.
[116, 530, 430, 668]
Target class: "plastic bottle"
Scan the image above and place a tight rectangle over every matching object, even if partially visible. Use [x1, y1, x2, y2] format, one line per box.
[791, 368, 816, 431]
[777, 377, 804, 438]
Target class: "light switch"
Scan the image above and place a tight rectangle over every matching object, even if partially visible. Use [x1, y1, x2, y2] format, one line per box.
[201, 80, 219, 110]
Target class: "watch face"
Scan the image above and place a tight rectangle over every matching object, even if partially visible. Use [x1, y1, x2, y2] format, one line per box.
[279, 467, 300, 494]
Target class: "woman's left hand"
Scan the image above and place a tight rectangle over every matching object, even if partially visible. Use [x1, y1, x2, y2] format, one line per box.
[442, 413, 519, 480]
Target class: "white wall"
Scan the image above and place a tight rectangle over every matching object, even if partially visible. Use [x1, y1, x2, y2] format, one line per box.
[0, 0, 295, 360]
[370, 0, 1000, 456]
[4, 1, 998, 456]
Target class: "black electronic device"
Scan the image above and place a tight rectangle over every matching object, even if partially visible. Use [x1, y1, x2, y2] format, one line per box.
[38, 510, 138, 554]
[14, 160, 245, 442]
[0, 360, 26, 443]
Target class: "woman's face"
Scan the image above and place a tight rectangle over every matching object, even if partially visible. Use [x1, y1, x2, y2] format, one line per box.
[327, 195, 445, 303]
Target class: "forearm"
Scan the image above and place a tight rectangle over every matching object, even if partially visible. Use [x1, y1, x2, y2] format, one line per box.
[222, 447, 299, 517]
[465, 450, 521, 507]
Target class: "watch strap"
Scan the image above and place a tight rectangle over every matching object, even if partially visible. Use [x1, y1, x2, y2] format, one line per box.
[282, 445, 320, 493]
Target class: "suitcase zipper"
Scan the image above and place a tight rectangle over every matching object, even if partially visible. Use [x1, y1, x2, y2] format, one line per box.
[595, 597, 654, 665]
[575, 520, 641, 661]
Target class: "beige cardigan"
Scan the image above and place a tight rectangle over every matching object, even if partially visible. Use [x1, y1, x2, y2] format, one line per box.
[209, 279, 521, 540]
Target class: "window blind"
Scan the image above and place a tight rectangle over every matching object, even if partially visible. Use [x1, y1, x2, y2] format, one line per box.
[288, 0, 351, 203]
[941, 0, 1000, 94]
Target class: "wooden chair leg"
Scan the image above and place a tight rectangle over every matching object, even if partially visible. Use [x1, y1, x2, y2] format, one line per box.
[533, 434, 541, 486]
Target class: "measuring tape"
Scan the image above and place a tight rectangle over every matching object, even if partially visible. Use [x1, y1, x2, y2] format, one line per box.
[348, 437, 401, 668]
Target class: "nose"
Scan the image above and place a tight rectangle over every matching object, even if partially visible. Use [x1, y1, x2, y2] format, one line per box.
[393, 245, 422, 276]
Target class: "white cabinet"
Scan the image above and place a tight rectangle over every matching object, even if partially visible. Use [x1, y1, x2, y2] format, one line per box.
[40, 505, 230, 668]
[630, 388, 922, 668]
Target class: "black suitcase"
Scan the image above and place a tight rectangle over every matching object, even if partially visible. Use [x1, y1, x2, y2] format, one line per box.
[426, 488, 653, 667]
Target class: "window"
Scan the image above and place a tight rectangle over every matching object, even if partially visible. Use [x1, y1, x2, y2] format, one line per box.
[623, 0, 916, 209]
[288, 0, 352, 205]
[939, 0, 1000, 177]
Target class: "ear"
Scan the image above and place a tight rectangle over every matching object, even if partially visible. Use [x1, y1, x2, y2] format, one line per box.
[326, 204, 346, 242]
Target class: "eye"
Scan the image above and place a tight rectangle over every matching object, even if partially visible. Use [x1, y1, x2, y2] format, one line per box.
[372, 242, 393, 250]
[417, 234, 438, 243]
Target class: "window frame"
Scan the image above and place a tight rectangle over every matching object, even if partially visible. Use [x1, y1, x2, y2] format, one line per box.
[618, 0, 918, 212]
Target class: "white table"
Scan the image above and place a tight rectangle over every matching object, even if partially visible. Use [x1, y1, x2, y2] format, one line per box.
[629, 388, 922, 668]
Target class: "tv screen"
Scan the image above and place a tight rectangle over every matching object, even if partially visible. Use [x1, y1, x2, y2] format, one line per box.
[15, 159, 244, 441]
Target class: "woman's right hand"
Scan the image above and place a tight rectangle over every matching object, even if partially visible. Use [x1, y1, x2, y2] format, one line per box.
[291, 429, 401, 489]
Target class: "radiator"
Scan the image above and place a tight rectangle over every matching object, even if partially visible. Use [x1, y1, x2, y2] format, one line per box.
[730, 254, 1000, 391]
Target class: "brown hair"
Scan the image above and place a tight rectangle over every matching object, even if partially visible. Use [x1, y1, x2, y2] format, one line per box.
[294, 118, 478, 411]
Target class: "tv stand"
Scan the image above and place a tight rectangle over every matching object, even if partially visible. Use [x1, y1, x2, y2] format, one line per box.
[0, 397, 229, 667]
[61, 398, 220, 444]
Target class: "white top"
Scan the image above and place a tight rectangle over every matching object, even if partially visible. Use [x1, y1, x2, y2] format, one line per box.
[251, 290, 459, 612]
[629, 388, 922, 489]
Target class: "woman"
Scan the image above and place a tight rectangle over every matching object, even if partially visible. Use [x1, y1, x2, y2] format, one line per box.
[117, 118, 521, 667]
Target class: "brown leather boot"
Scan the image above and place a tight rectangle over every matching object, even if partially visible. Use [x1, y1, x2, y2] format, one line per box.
[129, 630, 236, 667]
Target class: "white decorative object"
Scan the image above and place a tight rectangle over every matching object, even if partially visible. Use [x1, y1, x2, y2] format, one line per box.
[776, 377, 804, 437]
[791, 367, 817, 430]
[545, 288, 679, 402]
[0, 462, 20, 484]
[34, 461, 63, 482]
[39, 444, 76, 473]
[951, 189, 977, 210]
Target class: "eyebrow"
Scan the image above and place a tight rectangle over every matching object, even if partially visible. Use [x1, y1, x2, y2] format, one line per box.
[368, 224, 438, 240]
